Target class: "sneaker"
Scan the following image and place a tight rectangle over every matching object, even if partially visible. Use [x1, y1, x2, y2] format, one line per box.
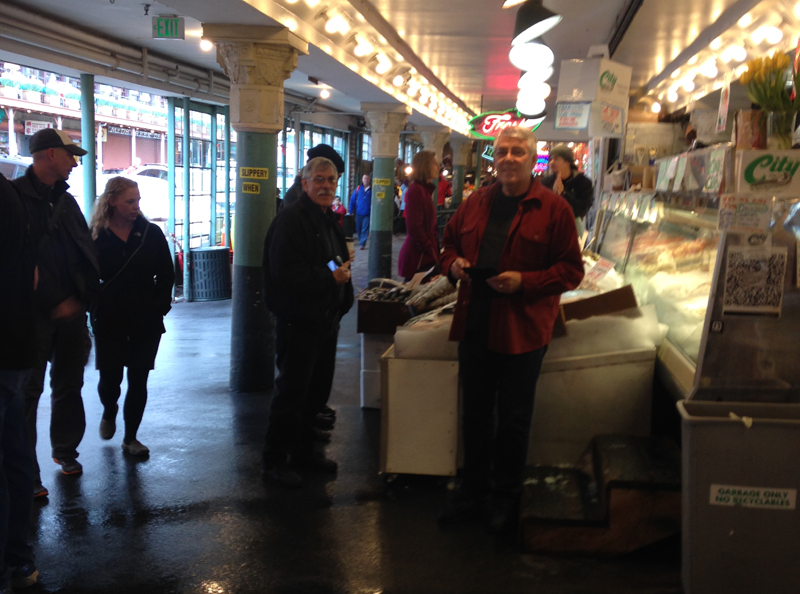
[314, 414, 335, 430]
[10, 563, 39, 588]
[262, 464, 303, 488]
[290, 452, 338, 473]
[438, 491, 488, 524]
[99, 417, 116, 440]
[121, 440, 150, 457]
[52, 457, 82, 475]
[319, 405, 337, 418]
[33, 483, 48, 499]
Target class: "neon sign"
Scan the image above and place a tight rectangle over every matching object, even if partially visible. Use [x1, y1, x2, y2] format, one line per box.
[468, 108, 544, 141]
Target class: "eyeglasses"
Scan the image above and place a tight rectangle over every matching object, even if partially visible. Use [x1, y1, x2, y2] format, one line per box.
[310, 175, 338, 185]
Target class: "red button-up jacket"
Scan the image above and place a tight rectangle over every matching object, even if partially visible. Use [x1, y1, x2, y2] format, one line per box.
[440, 178, 584, 354]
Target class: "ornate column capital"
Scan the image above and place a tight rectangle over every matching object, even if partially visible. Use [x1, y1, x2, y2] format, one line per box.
[449, 136, 474, 167]
[203, 25, 308, 134]
[420, 127, 451, 159]
[362, 104, 411, 159]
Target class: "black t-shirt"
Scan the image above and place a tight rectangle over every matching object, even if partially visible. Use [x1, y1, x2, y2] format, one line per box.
[465, 191, 526, 344]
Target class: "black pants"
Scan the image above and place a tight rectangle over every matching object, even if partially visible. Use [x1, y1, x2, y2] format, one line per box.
[97, 367, 150, 443]
[458, 341, 547, 497]
[24, 313, 88, 478]
[263, 319, 338, 466]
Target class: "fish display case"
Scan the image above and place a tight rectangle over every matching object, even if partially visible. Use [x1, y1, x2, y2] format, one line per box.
[590, 146, 732, 398]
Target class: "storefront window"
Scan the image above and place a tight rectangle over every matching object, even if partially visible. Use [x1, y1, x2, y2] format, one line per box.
[362, 134, 372, 161]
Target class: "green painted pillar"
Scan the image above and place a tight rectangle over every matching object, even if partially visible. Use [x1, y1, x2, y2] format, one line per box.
[204, 24, 307, 392]
[362, 104, 410, 281]
[210, 106, 217, 245]
[223, 105, 231, 249]
[80, 73, 96, 220]
[450, 137, 472, 208]
[182, 97, 192, 301]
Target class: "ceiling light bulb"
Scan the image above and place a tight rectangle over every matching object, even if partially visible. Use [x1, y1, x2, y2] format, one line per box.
[286, 0, 297, 3]
[393, 74, 405, 87]
[404, 165, 413, 175]
[200, 39, 213, 52]
[502, 0, 526, 7]
[688, 55, 699, 65]
[518, 67, 554, 87]
[701, 60, 718, 78]
[375, 53, 392, 74]
[509, 42, 554, 71]
[795, 1, 800, 17]
[282, 18, 297, 31]
[683, 80, 695, 92]
[516, 89, 546, 116]
[765, 26, 784, 44]
[667, 90, 678, 102]
[651, 102, 662, 114]
[671, 69, 681, 78]
[710, 37, 723, 50]
[738, 13, 752, 28]
[320, 89, 330, 99]
[305, 0, 320, 6]
[731, 45, 747, 62]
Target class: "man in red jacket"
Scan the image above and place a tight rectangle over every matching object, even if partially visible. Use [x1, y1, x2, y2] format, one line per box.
[438, 127, 584, 532]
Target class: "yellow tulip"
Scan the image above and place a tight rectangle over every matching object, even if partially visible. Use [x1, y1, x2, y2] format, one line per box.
[740, 70, 752, 85]
[755, 69, 765, 84]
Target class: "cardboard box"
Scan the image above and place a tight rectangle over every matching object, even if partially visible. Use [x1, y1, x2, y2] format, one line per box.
[560, 284, 638, 322]
[356, 299, 411, 335]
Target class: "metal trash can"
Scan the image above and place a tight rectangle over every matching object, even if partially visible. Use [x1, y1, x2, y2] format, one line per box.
[190, 246, 232, 301]
[343, 213, 355, 238]
[678, 400, 800, 594]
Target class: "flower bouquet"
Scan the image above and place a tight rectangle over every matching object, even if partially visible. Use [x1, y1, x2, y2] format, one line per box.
[740, 53, 799, 149]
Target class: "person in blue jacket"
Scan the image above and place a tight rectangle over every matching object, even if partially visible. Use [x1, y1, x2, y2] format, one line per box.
[349, 174, 371, 249]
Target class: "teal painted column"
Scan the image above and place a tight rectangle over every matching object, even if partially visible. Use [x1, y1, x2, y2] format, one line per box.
[363, 104, 410, 281]
[182, 97, 193, 301]
[450, 138, 472, 208]
[80, 73, 96, 220]
[167, 97, 177, 266]
[204, 24, 307, 392]
[210, 106, 217, 245]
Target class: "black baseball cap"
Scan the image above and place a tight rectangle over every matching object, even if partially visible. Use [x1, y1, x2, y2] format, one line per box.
[307, 144, 345, 174]
[29, 128, 88, 156]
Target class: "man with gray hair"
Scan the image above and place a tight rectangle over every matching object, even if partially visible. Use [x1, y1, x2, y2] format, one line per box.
[261, 156, 354, 488]
[439, 126, 584, 532]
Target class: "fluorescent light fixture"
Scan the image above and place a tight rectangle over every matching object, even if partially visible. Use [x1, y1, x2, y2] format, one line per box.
[518, 67, 554, 87]
[200, 39, 213, 52]
[509, 42, 554, 70]
[511, 0, 562, 45]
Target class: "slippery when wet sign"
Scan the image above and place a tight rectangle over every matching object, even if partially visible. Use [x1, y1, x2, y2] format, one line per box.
[710, 484, 796, 510]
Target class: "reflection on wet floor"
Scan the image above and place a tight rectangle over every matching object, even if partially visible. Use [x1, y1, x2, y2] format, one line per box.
[28, 235, 681, 594]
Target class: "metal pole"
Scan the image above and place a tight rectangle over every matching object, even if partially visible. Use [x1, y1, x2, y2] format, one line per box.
[167, 97, 176, 265]
[210, 106, 217, 246]
[281, 117, 287, 198]
[224, 105, 231, 249]
[80, 73, 96, 221]
[182, 96, 192, 301]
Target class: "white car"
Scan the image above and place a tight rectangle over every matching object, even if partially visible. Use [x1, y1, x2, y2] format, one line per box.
[101, 165, 171, 222]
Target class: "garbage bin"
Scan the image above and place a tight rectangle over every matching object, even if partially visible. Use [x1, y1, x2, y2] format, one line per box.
[343, 213, 355, 239]
[190, 246, 232, 301]
[678, 400, 800, 594]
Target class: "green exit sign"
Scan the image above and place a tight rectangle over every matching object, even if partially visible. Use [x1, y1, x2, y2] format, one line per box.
[152, 16, 185, 40]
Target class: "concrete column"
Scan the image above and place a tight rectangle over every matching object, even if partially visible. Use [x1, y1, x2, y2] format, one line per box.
[6, 108, 17, 157]
[362, 103, 410, 281]
[449, 137, 473, 208]
[420, 128, 450, 205]
[80, 73, 96, 220]
[204, 24, 308, 393]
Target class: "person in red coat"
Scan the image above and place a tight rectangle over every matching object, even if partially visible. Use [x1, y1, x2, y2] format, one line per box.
[397, 151, 440, 281]
[438, 127, 584, 532]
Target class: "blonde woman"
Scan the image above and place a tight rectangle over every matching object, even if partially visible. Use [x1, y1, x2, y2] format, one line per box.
[397, 150, 440, 281]
[89, 177, 174, 456]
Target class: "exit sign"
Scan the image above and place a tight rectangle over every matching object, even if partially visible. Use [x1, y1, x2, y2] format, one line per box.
[152, 16, 185, 40]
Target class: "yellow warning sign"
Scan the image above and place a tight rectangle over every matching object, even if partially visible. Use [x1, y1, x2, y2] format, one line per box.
[240, 167, 269, 179]
[373, 178, 391, 187]
[242, 182, 260, 194]
[376, 191, 385, 200]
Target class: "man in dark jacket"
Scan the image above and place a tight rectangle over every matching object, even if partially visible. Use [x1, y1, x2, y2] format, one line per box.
[262, 156, 354, 488]
[0, 173, 40, 590]
[541, 144, 594, 224]
[283, 144, 346, 209]
[13, 128, 99, 495]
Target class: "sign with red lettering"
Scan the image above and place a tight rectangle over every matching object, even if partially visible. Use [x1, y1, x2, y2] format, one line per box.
[555, 102, 591, 130]
[468, 109, 543, 140]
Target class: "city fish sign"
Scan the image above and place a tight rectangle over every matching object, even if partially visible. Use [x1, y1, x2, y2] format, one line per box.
[736, 150, 800, 197]
[468, 109, 543, 141]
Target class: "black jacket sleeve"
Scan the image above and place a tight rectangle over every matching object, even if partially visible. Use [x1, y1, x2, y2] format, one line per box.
[150, 224, 175, 316]
[562, 174, 594, 219]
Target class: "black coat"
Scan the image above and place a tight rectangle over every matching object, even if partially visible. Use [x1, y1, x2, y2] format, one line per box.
[541, 170, 594, 219]
[0, 173, 36, 369]
[91, 216, 175, 339]
[13, 166, 99, 313]
[263, 193, 354, 331]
